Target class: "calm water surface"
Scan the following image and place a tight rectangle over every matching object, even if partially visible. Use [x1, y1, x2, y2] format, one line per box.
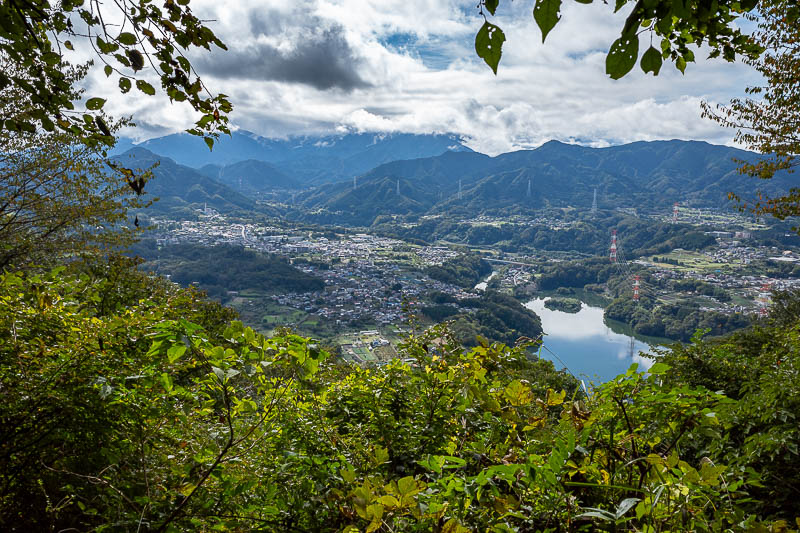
[525, 298, 657, 384]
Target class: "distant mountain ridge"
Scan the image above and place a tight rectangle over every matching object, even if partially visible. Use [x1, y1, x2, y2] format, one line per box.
[295, 139, 797, 225]
[113, 148, 269, 216]
[197, 160, 300, 194]
[118, 130, 472, 185]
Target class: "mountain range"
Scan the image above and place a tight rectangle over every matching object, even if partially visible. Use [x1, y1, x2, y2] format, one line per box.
[114, 130, 472, 185]
[294, 139, 796, 225]
[112, 133, 796, 226]
[112, 148, 268, 216]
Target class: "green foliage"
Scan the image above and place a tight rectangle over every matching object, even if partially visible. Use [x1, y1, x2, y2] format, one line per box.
[449, 290, 544, 347]
[426, 253, 492, 288]
[2, 260, 798, 531]
[702, 0, 800, 232]
[654, 311, 800, 518]
[544, 297, 582, 313]
[0, 0, 231, 145]
[0, 116, 144, 269]
[134, 242, 325, 300]
[476, 0, 763, 78]
[604, 298, 750, 341]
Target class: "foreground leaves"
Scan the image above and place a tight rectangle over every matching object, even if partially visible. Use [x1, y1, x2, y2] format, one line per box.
[1, 263, 797, 531]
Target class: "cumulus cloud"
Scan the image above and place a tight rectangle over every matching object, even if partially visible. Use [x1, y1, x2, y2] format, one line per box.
[195, 6, 369, 91]
[91, 0, 763, 152]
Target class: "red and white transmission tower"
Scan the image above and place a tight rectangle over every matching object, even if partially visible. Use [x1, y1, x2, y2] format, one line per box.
[633, 275, 641, 301]
[672, 202, 679, 224]
[757, 282, 771, 317]
[610, 229, 618, 263]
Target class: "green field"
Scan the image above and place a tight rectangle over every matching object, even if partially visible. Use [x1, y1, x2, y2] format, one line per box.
[647, 251, 732, 273]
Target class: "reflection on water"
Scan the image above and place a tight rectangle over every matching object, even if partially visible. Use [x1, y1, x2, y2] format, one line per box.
[525, 298, 656, 384]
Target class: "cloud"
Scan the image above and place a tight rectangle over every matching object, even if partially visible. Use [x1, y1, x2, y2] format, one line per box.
[86, 0, 764, 152]
[194, 6, 368, 91]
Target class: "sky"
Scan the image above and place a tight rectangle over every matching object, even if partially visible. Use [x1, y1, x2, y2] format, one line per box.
[85, 0, 763, 156]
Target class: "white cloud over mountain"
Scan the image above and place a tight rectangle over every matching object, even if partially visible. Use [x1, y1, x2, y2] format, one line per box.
[91, 0, 763, 154]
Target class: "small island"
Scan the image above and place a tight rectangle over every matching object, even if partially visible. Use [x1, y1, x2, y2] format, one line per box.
[544, 297, 582, 314]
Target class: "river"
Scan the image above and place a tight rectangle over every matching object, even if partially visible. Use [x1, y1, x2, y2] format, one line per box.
[525, 298, 661, 384]
[474, 271, 498, 291]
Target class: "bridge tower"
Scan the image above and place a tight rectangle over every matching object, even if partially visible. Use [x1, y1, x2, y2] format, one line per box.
[458, 179, 462, 200]
[633, 275, 640, 301]
[673, 202, 679, 224]
[527, 179, 532, 198]
[591, 187, 598, 215]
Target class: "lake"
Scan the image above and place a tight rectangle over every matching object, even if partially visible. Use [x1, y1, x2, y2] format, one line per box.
[525, 298, 662, 384]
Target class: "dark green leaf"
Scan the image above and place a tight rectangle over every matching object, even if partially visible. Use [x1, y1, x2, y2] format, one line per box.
[136, 79, 155, 95]
[85, 97, 106, 111]
[533, 0, 562, 43]
[640, 45, 662, 75]
[485, 0, 499, 15]
[119, 77, 132, 93]
[606, 33, 639, 79]
[104, 65, 113, 77]
[204, 136, 214, 151]
[117, 32, 137, 46]
[475, 21, 506, 75]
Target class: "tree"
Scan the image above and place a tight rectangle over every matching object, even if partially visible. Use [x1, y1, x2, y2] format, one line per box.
[0, 0, 231, 146]
[0, 62, 144, 269]
[702, 0, 800, 229]
[475, 0, 763, 79]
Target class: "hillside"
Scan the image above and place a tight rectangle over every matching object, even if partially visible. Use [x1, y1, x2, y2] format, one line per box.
[112, 148, 265, 216]
[297, 140, 797, 225]
[131, 130, 472, 184]
[197, 159, 301, 193]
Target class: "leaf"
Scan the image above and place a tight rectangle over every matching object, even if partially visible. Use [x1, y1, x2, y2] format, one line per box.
[615, 497, 640, 519]
[85, 97, 106, 111]
[576, 509, 615, 521]
[117, 32, 137, 46]
[377, 495, 400, 508]
[475, 21, 506, 75]
[546, 388, 566, 406]
[606, 33, 640, 79]
[485, 0, 499, 15]
[104, 65, 112, 77]
[504, 379, 532, 406]
[167, 344, 186, 363]
[441, 518, 470, 533]
[119, 77, 132, 93]
[136, 79, 156, 95]
[397, 476, 417, 496]
[647, 362, 670, 374]
[204, 136, 214, 151]
[675, 55, 687, 74]
[640, 46, 662, 75]
[533, 0, 562, 43]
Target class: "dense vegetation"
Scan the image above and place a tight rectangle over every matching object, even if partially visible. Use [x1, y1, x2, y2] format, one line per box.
[2, 259, 799, 531]
[133, 241, 325, 300]
[378, 212, 718, 257]
[421, 290, 543, 347]
[544, 298, 582, 313]
[605, 298, 751, 341]
[425, 254, 492, 289]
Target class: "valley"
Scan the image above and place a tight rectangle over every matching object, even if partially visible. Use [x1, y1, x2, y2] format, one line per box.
[130, 144, 800, 369]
